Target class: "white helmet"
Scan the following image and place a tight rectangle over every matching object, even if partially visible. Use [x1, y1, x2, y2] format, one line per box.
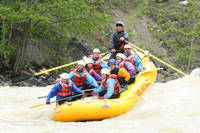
[86, 58, 93, 64]
[93, 48, 100, 53]
[116, 21, 124, 27]
[124, 44, 131, 49]
[77, 61, 85, 66]
[116, 53, 126, 60]
[101, 68, 110, 75]
[60, 73, 69, 79]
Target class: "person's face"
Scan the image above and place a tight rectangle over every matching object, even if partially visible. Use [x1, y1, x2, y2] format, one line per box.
[77, 64, 84, 70]
[87, 63, 93, 68]
[101, 74, 107, 79]
[93, 52, 100, 58]
[116, 26, 123, 32]
[116, 57, 122, 64]
[62, 79, 67, 83]
[124, 48, 131, 54]
[110, 64, 116, 70]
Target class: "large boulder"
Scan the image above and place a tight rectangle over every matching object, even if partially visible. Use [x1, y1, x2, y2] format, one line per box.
[24, 40, 56, 68]
[66, 37, 92, 61]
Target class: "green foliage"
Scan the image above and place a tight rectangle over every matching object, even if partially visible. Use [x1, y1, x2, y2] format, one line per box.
[0, 41, 15, 69]
[0, 0, 110, 73]
[24, 62, 34, 70]
[146, 0, 200, 70]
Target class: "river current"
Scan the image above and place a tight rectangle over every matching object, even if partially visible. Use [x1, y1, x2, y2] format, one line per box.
[0, 70, 200, 133]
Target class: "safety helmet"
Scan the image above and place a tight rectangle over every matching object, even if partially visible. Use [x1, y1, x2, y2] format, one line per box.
[93, 48, 100, 53]
[108, 59, 116, 65]
[101, 68, 110, 75]
[77, 61, 85, 66]
[60, 73, 69, 79]
[116, 53, 126, 60]
[86, 58, 93, 64]
[116, 21, 124, 27]
[124, 44, 131, 49]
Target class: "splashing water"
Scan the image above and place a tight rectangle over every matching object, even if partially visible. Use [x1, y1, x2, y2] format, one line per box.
[0, 71, 200, 133]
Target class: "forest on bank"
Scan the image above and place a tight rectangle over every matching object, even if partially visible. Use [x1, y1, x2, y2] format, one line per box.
[0, 0, 199, 78]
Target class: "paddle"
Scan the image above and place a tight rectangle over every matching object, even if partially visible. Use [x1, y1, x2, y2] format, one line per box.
[37, 88, 96, 99]
[34, 52, 109, 76]
[18, 52, 109, 83]
[125, 41, 187, 76]
[31, 93, 82, 108]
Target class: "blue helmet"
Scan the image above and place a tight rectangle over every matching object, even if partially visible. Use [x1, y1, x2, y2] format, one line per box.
[108, 59, 116, 65]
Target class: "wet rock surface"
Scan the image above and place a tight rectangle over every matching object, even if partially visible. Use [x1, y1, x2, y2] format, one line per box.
[0, 73, 57, 87]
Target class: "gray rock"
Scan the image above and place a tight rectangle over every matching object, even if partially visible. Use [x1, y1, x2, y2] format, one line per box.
[190, 68, 200, 77]
[0, 75, 5, 81]
[47, 76, 56, 84]
[66, 37, 92, 61]
[29, 68, 37, 74]
[24, 40, 45, 67]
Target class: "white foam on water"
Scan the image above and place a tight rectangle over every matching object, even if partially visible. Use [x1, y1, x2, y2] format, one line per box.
[0, 73, 200, 133]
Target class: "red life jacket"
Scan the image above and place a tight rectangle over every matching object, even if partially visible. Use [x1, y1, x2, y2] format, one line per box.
[56, 79, 72, 97]
[102, 74, 120, 94]
[73, 69, 86, 87]
[88, 68, 94, 75]
[89, 55, 102, 74]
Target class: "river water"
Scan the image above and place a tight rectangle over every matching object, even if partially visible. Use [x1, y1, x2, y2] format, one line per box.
[0, 72, 200, 133]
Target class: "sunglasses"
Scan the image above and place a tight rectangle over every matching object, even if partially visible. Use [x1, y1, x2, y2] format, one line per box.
[124, 48, 131, 50]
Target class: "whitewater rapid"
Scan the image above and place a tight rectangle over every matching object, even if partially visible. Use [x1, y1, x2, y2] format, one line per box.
[0, 73, 200, 133]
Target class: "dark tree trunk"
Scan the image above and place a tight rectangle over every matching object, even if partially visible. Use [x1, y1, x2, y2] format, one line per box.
[13, 19, 31, 74]
[2, 20, 5, 41]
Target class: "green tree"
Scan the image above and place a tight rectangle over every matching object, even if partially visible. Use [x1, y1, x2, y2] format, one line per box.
[0, 0, 109, 74]
[148, 0, 200, 71]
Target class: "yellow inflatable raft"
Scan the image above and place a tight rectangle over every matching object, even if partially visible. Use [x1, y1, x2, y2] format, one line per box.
[53, 53, 157, 122]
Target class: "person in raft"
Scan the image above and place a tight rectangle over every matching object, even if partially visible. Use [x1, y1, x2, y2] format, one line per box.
[68, 61, 99, 91]
[116, 53, 138, 84]
[85, 58, 102, 82]
[108, 58, 127, 87]
[123, 44, 143, 74]
[88, 48, 110, 75]
[108, 59, 119, 75]
[109, 21, 128, 59]
[92, 68, 121, 99]
[46, 73, 86, 105]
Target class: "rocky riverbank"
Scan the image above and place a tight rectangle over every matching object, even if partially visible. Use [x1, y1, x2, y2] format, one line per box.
[0, 37, 92, 87]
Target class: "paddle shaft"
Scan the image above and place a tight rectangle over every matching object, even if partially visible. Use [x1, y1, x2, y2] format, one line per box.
[31, 94, 82, 108]
[37, 89, 95, 99]
[34, 52, 108, 76]
[125, 41, 187, 76]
